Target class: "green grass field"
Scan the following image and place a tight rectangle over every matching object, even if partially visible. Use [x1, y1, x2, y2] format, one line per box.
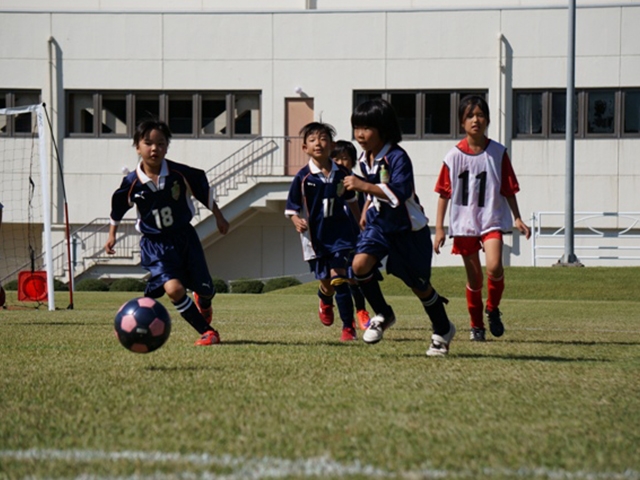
[1, 267, 639, 479]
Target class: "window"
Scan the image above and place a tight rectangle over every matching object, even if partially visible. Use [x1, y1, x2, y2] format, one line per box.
[0, 90, 41, 136]
[67, 91, 261, 138]
[101, 94, 127, 135]
[514, 88, 639, 138]
[624, 90, 640, 134]
[353, 90, 487, 139]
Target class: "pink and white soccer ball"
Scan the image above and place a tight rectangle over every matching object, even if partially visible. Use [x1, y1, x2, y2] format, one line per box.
[114, 297, 171, 353]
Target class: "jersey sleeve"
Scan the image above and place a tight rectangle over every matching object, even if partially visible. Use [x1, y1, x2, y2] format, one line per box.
[182, 165, 215, 210]
[285, 172, 304, 217]
[434, 163, 451, 198]
[109, 175, 135, 224]
[500, 151, 520, 197]
[379, 150, 415, 207]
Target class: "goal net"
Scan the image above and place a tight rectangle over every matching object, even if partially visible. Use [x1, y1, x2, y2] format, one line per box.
[0, 104, 56, 310]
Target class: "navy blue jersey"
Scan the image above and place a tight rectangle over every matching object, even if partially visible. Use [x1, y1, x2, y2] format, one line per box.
[358, 143, 428, 233]
[343, 174, 366, 238]
[285, 160, 358, 260]
[109, 159, 214, 235]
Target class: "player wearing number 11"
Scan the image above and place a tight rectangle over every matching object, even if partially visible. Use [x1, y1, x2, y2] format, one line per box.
[105, 119, 230, 346]
[434, 95, 531, 341]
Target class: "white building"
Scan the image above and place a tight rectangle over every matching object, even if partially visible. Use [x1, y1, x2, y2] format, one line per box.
[1, 0, 639, 286]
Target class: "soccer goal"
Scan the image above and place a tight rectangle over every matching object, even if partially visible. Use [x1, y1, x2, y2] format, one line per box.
[0, 103, 69, 311]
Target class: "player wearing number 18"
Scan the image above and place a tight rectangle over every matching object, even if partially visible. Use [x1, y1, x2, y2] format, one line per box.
[434, 95, 531, 342]
[105, 119, 230, 346]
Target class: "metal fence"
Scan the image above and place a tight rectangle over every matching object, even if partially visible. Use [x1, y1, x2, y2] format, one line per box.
[531, 211, 640, 266]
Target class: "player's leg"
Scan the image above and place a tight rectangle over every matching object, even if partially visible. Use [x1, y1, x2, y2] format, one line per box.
[388, 228, 455, 356]
[331, 269, 356, 341]
[483, 232, 505, 337]
[313, 258, 335, 326]
[348, 252, 370, 330]
[461, 250, 486, 341]
[164, 278, 219, 345]
[182, 229, 222, 343]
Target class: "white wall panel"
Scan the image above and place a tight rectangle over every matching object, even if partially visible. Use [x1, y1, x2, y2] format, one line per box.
[163, 14, 273, 60]
[387, 10, 500, 60]
[0, 60, 46, 87]
[163, 59, 273, 89]
[51, 14, 162, 60]
[620, 6, 640, 56]
[576, 8, 620, 57]
[63, 59, 163, 89]
[273, 12, 385, 60]
[0, 13, 50, 59]
[501, 9, 566, 58]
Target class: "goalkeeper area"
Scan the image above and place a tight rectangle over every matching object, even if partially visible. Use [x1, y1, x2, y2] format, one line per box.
[0, 104, 70, 311]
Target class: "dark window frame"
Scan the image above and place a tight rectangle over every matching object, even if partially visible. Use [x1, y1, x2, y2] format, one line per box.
[0, 90, 42, 137]
[66, 91, 262, 139]
[513, 88, 640, 139]
[353, 90, 488, 140]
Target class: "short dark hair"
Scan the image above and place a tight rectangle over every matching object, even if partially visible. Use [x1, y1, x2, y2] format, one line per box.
[133, 119, 172, 147]
[331, 140, 357, 165]
[458, 95, 490, 125]
[351, 98, 402, 144]
[299, 122, 336, 143]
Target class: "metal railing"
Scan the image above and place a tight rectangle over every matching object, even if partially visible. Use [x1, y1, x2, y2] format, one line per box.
[206, 136, 301, 199]
[531, 211, 640, 266]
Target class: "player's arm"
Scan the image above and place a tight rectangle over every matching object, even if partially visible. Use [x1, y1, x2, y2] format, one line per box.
[343, 175, 387, 200]
[434, 196, 450, 254]
[434, 163, 452, 254]
[506, 195, 531, 239]
[284, 173, 308, 233]
[105, 178, 135, 254]
[347, 197, 361, 227]
[211, 201, 229, 235]
[104, 223, 119, 254]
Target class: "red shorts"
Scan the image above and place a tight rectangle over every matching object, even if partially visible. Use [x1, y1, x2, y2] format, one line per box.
[451, 230, 503, 256]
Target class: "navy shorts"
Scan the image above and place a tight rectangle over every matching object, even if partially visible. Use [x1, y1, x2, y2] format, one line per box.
[356, 222, 433, 291]
[140, 226, 215, 299]
[308, 249, 352, 281]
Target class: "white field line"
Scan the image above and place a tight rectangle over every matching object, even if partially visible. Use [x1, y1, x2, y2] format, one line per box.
[1, 449, 639, 479]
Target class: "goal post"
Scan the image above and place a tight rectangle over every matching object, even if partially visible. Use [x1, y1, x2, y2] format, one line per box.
[0, 103, 55, 310]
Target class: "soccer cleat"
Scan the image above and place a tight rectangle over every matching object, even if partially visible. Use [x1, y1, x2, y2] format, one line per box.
[469, 327, 486, 342]
[193, 292, 213, 325]
[194, 329, 221, 346]
[426, 321, 456, 357]
[340, 325, 357, 342]
[356, 309, 371, 330]
[318, 299, 334, 326]
[362, 308, 396, 344]
[486, 307, 504, 337]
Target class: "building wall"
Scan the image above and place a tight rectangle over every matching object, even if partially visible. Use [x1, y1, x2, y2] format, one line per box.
[1, 2, 639, 279]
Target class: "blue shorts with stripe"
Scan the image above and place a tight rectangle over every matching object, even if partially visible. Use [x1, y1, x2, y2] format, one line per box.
[356, 222, 433, 291]
[140, 226, 215, 299]
[308, 249, 352, 280]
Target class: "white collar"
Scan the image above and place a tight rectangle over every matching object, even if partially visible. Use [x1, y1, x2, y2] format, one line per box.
[308, 158, 338, 174]
[136, 159, 169, 190]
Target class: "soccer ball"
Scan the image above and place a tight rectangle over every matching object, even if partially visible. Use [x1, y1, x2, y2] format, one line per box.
[114, 297, 172, 353]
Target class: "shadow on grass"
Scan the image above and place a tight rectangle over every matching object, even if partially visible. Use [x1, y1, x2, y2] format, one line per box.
[454, 353, 611, 362]
[145, 365, 214, 372]
[395, 352, 610, 362]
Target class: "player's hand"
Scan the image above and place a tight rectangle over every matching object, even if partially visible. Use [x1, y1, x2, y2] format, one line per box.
[343, 175, 364, 192]
[292, 217, 308, 234]
[515, 219, 531, 240]
[434, 227, 446, 254]
[217, 217, 230, 235]
[104, 237, 116, 255]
